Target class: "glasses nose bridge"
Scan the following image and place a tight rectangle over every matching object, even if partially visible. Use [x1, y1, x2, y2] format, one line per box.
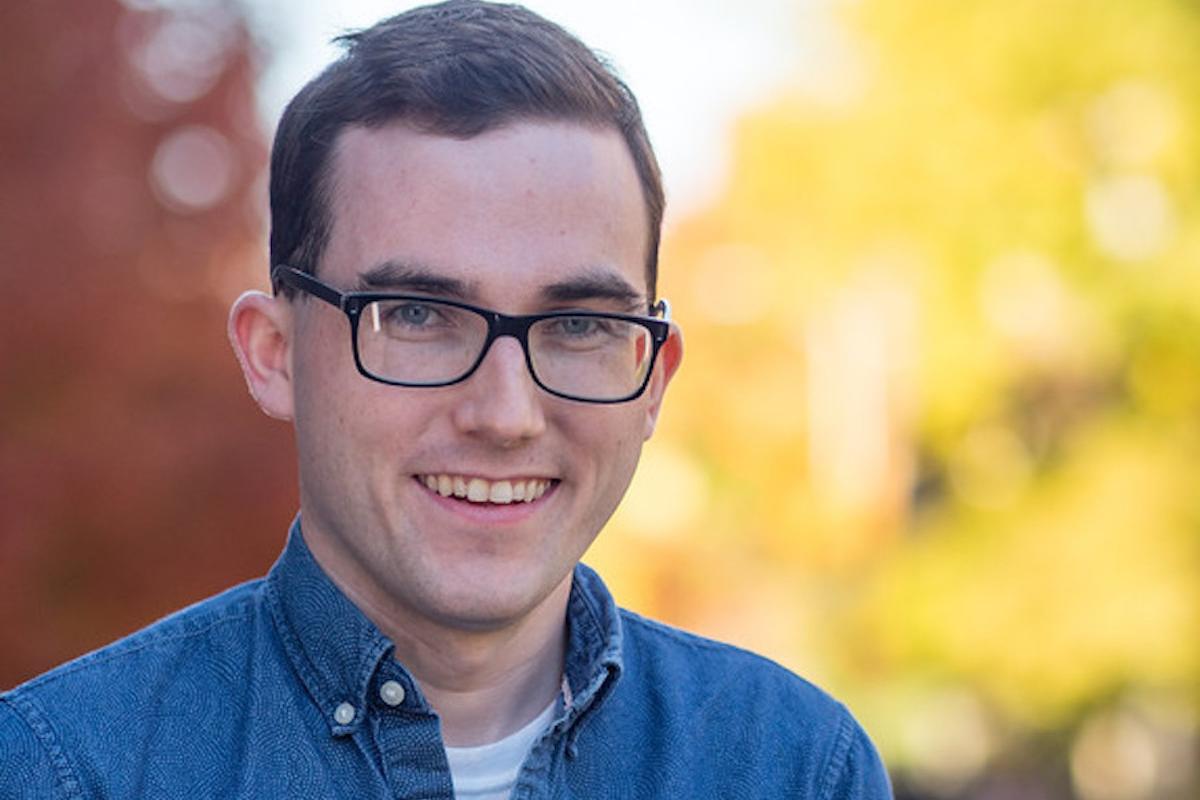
[478, 309, 537, 370]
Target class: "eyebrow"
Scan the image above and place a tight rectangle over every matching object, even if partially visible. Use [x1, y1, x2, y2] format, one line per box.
[356, 260, 470, 299]
[539, 270, 646, 310]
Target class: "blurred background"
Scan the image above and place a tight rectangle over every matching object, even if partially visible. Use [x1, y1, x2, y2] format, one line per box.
[2, 1, 1197, 797]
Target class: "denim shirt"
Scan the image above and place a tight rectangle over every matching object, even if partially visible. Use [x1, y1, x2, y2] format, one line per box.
[1, 522, 891, 798]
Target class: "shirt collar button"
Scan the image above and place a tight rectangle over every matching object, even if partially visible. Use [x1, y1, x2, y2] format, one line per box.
[379, 680, 406, 707]
[333, 702, 356, 725]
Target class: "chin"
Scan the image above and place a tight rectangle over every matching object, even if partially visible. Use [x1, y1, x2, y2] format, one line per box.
[422, 563, 567, 631]
[427, 593, 537, 632]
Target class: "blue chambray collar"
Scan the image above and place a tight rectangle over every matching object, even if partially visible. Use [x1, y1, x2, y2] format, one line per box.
[559, 562, 625, 739]
[264, 515, 626, 739]
[264, 517, 396, 736]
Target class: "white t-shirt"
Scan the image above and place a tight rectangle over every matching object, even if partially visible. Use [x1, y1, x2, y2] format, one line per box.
[444, 699, 558, 800]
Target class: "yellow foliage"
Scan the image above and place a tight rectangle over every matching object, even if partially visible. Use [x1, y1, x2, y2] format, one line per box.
[590, 0, 1200, 772]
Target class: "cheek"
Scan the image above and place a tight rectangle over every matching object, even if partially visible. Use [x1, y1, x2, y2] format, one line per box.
[291, 329, 378, 470]
[572, 409, 646, 490]
[292, 313, 376, 423]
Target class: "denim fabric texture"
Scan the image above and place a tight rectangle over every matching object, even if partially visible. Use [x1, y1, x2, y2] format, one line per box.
[1, 520, 892, 799]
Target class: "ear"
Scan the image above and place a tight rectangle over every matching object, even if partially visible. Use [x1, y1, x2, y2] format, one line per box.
[228, 290, 295, 421]
[642, 323, 684, 440]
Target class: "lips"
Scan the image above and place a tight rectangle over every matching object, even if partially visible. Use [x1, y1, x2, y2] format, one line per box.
[416, 474, 553, 504]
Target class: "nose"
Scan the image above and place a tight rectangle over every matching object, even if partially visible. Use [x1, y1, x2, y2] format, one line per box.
[450, 335, 547, 445]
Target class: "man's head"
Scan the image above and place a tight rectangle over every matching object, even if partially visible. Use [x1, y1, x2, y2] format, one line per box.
[231, 1, 681, 639]
[270, 0, 665, 300]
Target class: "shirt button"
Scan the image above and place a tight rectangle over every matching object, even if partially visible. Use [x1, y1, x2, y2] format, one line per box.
[379, 680, 406, 707]
[334, 702, 356, 725]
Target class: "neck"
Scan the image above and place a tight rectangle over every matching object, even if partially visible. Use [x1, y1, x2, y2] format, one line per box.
[386, 579, 570, 747]
[307, 533, 571, 746]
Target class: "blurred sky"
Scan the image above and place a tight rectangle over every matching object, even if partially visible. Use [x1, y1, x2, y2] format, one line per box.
[243, 0, 831, 221]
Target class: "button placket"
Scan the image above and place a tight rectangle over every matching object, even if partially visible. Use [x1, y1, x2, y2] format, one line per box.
[372, 692, 453, 797]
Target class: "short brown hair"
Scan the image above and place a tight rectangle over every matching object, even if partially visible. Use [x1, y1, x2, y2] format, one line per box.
[270, 0, 664, 299]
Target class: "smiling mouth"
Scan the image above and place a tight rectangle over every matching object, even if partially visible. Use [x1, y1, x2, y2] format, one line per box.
[416, 474, 555, 505]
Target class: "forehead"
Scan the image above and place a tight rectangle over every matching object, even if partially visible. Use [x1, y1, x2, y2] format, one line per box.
[321, 120, 649, 306]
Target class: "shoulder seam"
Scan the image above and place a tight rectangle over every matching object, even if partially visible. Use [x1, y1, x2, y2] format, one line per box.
[2, 694, 84, 799]
[818, 705, 857, 800]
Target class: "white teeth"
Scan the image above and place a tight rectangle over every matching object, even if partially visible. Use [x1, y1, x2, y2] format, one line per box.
[419, 474, 552, 505]
[466, 478, 489, 502]
[489, 481, 514, 504]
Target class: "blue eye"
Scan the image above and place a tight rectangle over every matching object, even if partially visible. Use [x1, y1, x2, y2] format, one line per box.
[395, 303, 433, 325]
[366, 299, 460, 338]
[556, 316, 598, 336]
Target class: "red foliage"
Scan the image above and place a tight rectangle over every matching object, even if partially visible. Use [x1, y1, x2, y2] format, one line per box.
[0, 0, 295, 687]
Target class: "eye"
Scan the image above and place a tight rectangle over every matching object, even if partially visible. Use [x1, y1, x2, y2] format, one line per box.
[555, 316, 600, 337]
[392, 302, 435, 326]
[536, 315, 633, 352]
[367, 299, 456, 337]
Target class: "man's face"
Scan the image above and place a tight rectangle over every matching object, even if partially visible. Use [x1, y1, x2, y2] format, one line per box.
[285, 120, 676, 633]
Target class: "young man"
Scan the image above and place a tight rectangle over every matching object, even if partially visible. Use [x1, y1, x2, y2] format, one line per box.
[0, 2, 890, 797]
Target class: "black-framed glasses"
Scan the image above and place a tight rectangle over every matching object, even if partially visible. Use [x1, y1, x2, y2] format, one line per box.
[272, 265, 672, 404]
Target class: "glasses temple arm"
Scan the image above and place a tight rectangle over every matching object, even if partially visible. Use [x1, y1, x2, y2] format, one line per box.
[272, 265, 345, 308]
